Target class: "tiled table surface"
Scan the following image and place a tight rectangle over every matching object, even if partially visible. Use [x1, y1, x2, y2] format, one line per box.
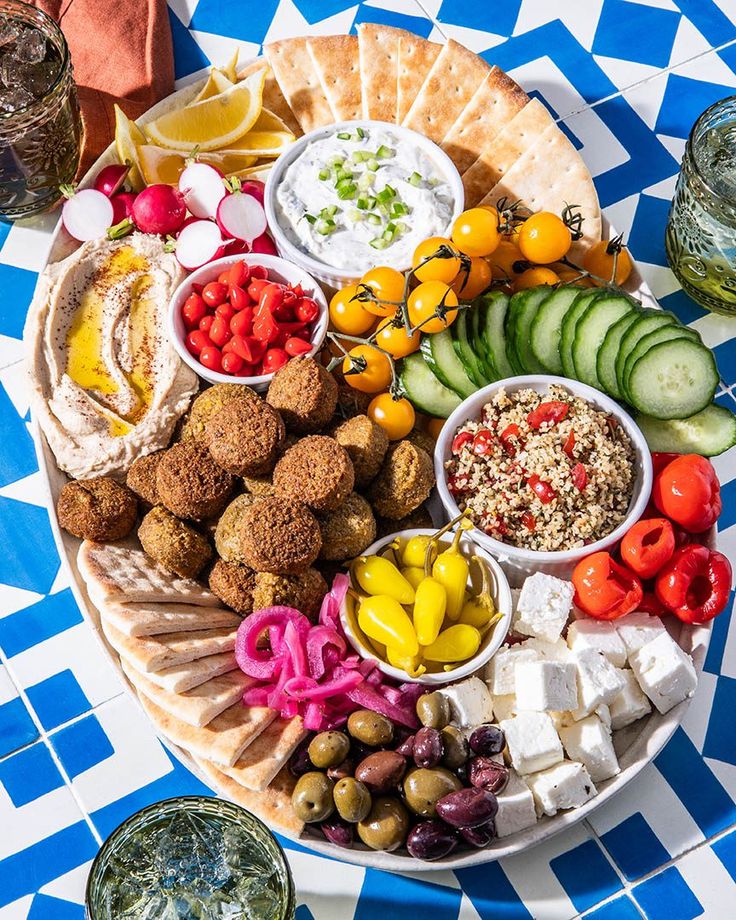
[2, 1, 736, 918]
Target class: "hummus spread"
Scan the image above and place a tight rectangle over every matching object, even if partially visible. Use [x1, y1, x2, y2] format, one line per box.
[26, 233, 198, 480]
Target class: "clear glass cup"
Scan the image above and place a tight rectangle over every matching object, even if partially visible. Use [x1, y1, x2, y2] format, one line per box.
[0, 0, 81, 221]
[665, 95, 736, 315]
[85, 796, 296, 920]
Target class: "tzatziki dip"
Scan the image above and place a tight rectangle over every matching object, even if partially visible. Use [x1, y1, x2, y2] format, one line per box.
[274, 126, 456, 274]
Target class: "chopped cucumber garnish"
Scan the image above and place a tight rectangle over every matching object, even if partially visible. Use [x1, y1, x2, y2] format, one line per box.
[318, 168, 330, 181]
[408, 171, 422, 186]
[367, 214, 382, 225]
[357, 126, 366, 139]
[367, 158, 379, 171]
[376, 144, 394, 158]
[337, 184, 357, 200]
[370, 237, 389, 249]
[303, 213, 316, 224]
[337, 131, 351, 140]
[316, 219, 336, 235]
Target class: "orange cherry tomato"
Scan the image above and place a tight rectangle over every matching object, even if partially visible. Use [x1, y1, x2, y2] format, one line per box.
[342, 344, 393, 393]
[427, 418, 445, 440]
[329, 283, 375, 335]
[374, 315, 421, 358]
[407, 281, 459, 334]
[488, 239, 524, 282]
[514, 267, 560, 291]
[583, 239, 634, 285]
[451, 256, 492, 299]
[368, 392, 416, 440]
[359, 266, 405, 317]
[412, 236, 462, 284]
[451, 207, 501, 258]
[518, 212, 572, 264]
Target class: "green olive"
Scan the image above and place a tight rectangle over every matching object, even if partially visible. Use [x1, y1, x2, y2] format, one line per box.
[347, 709, 394, 747]
[333, 776, 372, 823]
[441, 725, 469, 770]
[416, 692, 450, 729]
[308, 731, 351, 769]
[291, 771, 334, 824]
[357, 796, 410, 851]
[403, 767, 462, 817]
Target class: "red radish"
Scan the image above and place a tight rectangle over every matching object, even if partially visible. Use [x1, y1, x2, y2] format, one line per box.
[132, 184, 187, 235]
[175, 220, 229, 270]
[179, 162, 227, 220]
[94, 163, 130, 197]
[250, 231, 278, 255]
[225, 238, 250, 256]
[239, 180, 265, 205]
[216, 190, 267, 243]
[110, 192, 137, 224]
[62, 188, 115, 241]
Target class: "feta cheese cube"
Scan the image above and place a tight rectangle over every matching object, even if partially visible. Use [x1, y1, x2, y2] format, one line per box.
[567, 619, 627, 668]
[629, 633, 697, 715]
[515, 573, 574, 642]
[595, 704, 611, 729]
[495, 770, 537, 837]
[521, 637, 571, 662]
[615, 612, 666, 658]
[609, 669, 652, 730]
[526, 760, 597, 816]
[515, 660, 578, 712]
[499, 711, 563, 775]
[487, 645, 540, 695]
[559, 714, 619, 783]
[491, 693, 518, 722]
[549, 710, 573, 731]
[571, 649, 627, 720]
[439, 676, 494, 727]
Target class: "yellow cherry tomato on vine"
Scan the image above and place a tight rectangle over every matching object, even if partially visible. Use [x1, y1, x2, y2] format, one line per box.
[583, 239, 633, 285]
[427, 418, 445, 440]
[329, 283, 375, 335]
[412, 236, 462, 284]
[407, 281, 459, 334]
[514, 266, 560, 291]
[360, 266, 405, 316]
[368, 392, 416, 440]
[342, 344, 393, 393]
[451, 207, 501, 258]
[451, 255, 492, 299]
[488, 239, 524, 281]
[517, 212, 572, 264]
[374, 315, 421, 358]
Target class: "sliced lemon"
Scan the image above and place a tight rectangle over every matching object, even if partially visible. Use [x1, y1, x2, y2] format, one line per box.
[194, 68, 234, 103]
[137, 144, 258, 184]
[223, 107, 295, 156]
[220, 49, 240, 84]
[114, 104, 146, 191]
[144, 68, 266, 152]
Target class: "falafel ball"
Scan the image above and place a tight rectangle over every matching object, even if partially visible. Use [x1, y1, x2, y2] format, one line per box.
[240, 496, 321, 574]
[209, 559, 256, 615]
[57, 478, 138, 542]
[368, 440, 435, 520]
[180, 383, 259, 442]
[157, 441, 234, 522]
[273, 435, 354, 512]
[214, 493, 255, 562]
[242, 473, 274, 497]
[266, 357, 338, 433]
[405, 427, 435, 458]
[318, 492, 376, 561]
[335, 381, 373, 419]
[252, 568, 327, 620]
[376, 502, 434, 538]
[206, 398, 285, 477]
[138, 506, 212, 578]
[126, 451, 165, 506]
[332, 414, 389, 487]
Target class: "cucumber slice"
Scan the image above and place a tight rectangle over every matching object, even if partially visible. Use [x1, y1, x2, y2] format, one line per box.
[400, 352, 462, 418]
[626, 338, 719, 420]
[511, 287, 552, 374]
[615, 309, 678, 397]
[572, 294, 635, 388]
[480, 291, 515, 380]
[504, 292, 525, 375]
[452, 310, 490, 388]
[559, 289, 604, 379]
[597, 311, 640, 400]
[622, 325, 700, 397]
[420, 331, 476, 398]
[530, 286, 583, 374]
[634, 404, 736, 457]
[470, 301, 497, 380]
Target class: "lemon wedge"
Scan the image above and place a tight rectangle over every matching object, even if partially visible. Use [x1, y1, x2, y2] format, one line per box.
[145, 68, 266, 152]
[220, 49, 240, 84]
[223, 107, 295, 156]
[137, 144, 258, 184]
[114, 104, 146, 191]
[194, 68, 234, 103]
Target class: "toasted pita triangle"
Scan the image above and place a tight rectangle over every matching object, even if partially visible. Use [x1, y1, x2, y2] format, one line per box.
[264, 39, 333, 134]
[397, 34, 440, 125]
[221, 717, 306, 791]
[357, 23, 402, 122]
[101, 617, 237, 673]
[238, 59, 302, 137]
[131, 651, 238, 693]
[104, 601, 240, 637]
[307, 35, 362, 122]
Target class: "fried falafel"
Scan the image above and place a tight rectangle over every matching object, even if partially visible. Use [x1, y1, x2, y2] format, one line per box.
[209, 559, 256, 615]
[214, 493, 255, 562]
[57, 477, 138, 542]
[240, 496, 321, 574]
[273, 435, 354, 512]
[405, 427, 435, 458]
[206, 398, 285, 477]
[126, 451, 165, 506]
[331, 414, 389, 487]
[138, 506, 212, 578]
[368, 440, 435, 520]
[252, 568, 327, 620]
[180, 383, 259, 442]
[318, 492, 376, 561]
[266, 357, 338, 433]
[157, 441, 234, 522]
[376, 502, 434, 538]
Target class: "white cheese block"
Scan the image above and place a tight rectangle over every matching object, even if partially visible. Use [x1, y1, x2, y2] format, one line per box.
[515, 660, 578, 713]
[499, 711, 564, 775]
[491, 693, 518, 722]
[526, 760, 597, 816]
[609, 668, 652, 730]
[515, 573, 574, 642]
[596, 704, 612, 728]
[629, 632, 697, 715]
[571, 649, 627, 720]
[615, 612, 666, 658]
[487, 645, 540, 696]
[559, 714, 620, 783]
[567, 619, 627, 668]
[439, 676, 494, 727]
[509, 587, 522, 634]
[495, 770, 537, 837]
[521, 637, 572, 662]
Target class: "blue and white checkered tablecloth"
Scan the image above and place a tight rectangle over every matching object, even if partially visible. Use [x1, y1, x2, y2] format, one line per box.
[2, 2, 736, 917]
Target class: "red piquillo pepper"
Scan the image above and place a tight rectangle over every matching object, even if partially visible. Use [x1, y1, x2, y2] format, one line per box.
[655, 544, 732, 623]
[527, 401, 569, 429]
[572, 551, 643, 620]
[620, 517, 675, 579]
[652, 454, 721, 533]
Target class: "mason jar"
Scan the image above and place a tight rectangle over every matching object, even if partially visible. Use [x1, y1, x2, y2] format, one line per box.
[0, 0, 81, 221]
[665, 95, 736, 315]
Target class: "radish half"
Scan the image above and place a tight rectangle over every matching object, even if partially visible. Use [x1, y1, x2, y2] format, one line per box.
[216, 191, 267, 243]
[176, 220, 228, 270]
[251, 231, 278, 255]
[179, 162, 227, 220]
[62, 189, 115, 242]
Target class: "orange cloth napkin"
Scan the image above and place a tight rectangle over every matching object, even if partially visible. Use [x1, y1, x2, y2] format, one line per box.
[33, 0, 174, 175]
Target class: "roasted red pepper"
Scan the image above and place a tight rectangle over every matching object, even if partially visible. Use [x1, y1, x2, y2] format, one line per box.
[638, 591, 668, 617]
[651, 451, 681, 477]
[527, 474, 556, 504]
[655, 544, 732, 623]
[652, 454, 721, 533]
[620, 517, 675, 579]
[572, 551, 643, 620]
[527, 400, 569, 429]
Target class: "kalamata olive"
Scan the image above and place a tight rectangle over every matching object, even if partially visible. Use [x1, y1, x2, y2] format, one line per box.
[308, 731, 351, 769]
[291, 771, 335, 823]
[403, 767, 462, 817]
[416, 692, 450, 729]
[468, 756, 509, 793]
[469, 724, 505, 757]
[357, 797, 410, 851]
[406, 819, 458, 860]
[289, 740, 312, 777]
[435, 787, 499, 829]
[354, 750, 406, 794]
[460, 819, 497, 848]
[395, 734, 415, 757]
[441, 725, 469, 770]
[333, 776, 372, 823]
[347, 710, 394, 747]
[327, 758, 354, 780]
[320, 817, 354, 848]
[413, 726, 444, 769]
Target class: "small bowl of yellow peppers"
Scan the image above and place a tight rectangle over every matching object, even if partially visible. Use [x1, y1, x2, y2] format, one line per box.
[341, 517, 513, 685]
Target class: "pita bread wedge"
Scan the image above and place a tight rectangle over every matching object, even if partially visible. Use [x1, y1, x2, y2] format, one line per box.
[78, 538, 219, 607]
[461, 98, 555, 207]
[441, 67, 529, 174]
[104, 601, 240, 638]
[402, 39, 491, 144]
[121, 658, 251, 727]
[480, 122, 602, 254]
[397, 34, 440, 125]
[134, 651, 238, 693]
[264, 39, 333, 134]
[101, 618, 237, 673]
[195, 758, 304, 836]
[307, 35, 362, 122]
[357, 23, 401, 122]
[138, 692, 275, 767]
[221, 717, 306, 792]
[238, 59, 302, 137]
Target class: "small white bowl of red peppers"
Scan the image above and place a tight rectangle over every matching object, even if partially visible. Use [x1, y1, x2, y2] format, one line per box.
[571, 453, 731, 626]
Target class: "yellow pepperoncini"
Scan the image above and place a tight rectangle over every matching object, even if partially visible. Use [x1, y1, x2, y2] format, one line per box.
[422, 624, 481, 662]
[351, 555, 415, 605]
[459, 555, 502, 630]
[385, 645, 426, 678]
[413, 576, 447, 645]
[401, 534, 434, 569]
[401, 566, 425, 590]
[431, 525, 470, 621]
[358, 595, 419, 657]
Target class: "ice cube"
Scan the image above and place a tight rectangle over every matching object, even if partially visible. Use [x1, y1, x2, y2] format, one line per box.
[0, 16, 19, 47]
[0, 84, 33, 111]
[14, 26, 45, 63]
